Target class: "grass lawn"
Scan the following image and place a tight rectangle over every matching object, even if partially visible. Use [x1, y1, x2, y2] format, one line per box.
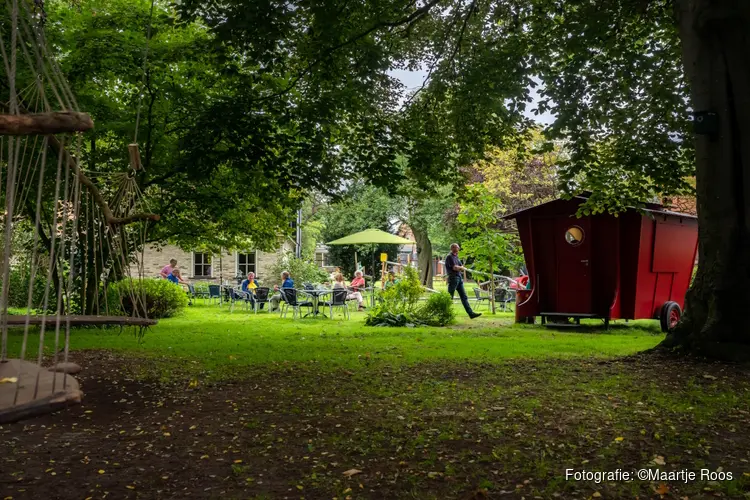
[5, 304, 663, 379]
[2, 304, 749, 499]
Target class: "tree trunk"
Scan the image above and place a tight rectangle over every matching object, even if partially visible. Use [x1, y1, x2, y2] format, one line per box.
[661, 0, 750, 359]
[412, 224, 434, 288]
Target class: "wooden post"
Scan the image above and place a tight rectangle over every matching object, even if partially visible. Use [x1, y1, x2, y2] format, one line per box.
[489, 257, 496, 315]
[128, 144, 142, 171]
[381, 261, 387, 290]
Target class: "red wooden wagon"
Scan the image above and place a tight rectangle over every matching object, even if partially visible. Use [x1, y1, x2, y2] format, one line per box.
[505, 195, 698, 331]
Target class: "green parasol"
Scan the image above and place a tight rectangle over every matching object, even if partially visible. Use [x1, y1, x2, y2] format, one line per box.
[327, 229, 415, 271]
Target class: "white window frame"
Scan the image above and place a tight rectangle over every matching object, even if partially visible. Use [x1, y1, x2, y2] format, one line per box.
[192, 252, 212, 278]
[315, 251, 327, 268]
[236, 251, 258, 277]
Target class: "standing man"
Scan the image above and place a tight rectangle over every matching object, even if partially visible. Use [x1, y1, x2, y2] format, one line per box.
[445, 243, 481, 319]
[160, 259, 177, 279]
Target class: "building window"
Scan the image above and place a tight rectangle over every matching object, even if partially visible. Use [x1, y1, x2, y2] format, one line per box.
[193, 252, 212, 277]
[237, 252, 257, 276]
[565, 226, 585, 246]
[315, 251, 327, 267]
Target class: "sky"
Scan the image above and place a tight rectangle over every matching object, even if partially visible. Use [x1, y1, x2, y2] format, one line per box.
[391, 69, 556, 126]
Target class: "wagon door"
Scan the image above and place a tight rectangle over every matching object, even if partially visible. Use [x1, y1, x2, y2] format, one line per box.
[554, 217, 593, 314]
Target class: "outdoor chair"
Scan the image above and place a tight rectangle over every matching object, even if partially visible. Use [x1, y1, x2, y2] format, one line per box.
[495, 287, 515, 312]
[279, 288, 313, 319]
[253, 287, 271, 313]
[228, 287, 251, 312]
[207, 284, 221, 305]
[189, 283, 210, 304]
[473, 288, 491, 310]
[321, 289, 350, 319]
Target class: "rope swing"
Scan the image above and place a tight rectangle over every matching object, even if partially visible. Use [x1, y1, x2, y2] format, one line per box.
[0, 0, 160, 423]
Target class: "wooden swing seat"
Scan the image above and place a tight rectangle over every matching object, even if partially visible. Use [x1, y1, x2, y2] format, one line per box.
[0, 358, 82, 424]
[2, 315, 158, 327]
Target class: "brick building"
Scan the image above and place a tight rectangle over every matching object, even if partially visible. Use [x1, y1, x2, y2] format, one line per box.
[139, 241, 294, 284]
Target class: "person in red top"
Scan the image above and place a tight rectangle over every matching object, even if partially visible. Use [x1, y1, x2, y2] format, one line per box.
[350, 270, 366, 291]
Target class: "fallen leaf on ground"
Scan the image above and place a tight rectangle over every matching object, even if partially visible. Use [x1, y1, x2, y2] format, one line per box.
[655, 483, 670, 495]
[343, 469, 362, 477]
[654, 456, 666, 465]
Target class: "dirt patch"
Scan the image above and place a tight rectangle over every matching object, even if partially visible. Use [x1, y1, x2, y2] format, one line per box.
[1, 351, 749, 499]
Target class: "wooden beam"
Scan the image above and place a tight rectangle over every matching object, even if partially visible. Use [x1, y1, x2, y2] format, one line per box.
[1, 315, 158, 327]
[128, 143, 142, 171]
[0, 112, 94, 136]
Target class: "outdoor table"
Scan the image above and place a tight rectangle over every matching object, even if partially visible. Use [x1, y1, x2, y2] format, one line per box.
[299, 289, 332, 318]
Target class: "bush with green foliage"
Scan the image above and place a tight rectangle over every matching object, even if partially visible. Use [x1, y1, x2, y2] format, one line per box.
[269, 254, 329, 286]
[414, 292, 456, 326]
[108, 278, 188, 319]
[365, 268, 455, 327]
[3, 265, 54, 312]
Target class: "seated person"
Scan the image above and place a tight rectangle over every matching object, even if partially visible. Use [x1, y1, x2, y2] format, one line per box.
[329, 267, 341, 282]
[269, 271, 294, 311]
[333, 273, 365, 311]
[240, 272, 261, 308]
[384, 271, 399, 289]
[167, 268, 187, 285]
[350, 271, 366, 291]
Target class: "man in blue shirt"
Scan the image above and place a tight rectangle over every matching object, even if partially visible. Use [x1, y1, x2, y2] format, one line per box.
[270, 271, 294, 311]
[167, 268, 186, 285]
[445, 243, 481, 319]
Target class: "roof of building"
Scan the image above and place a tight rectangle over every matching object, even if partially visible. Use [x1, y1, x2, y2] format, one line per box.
[503, 193, 698, 220]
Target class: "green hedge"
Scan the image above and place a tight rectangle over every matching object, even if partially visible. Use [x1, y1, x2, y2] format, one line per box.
[108, 278, 188, 319]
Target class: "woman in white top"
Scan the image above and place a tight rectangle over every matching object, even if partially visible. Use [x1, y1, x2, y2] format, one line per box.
[333, 273, 365, 311]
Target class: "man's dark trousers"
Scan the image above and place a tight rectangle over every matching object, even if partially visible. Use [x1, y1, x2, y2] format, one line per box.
[448, 274, 474, 316]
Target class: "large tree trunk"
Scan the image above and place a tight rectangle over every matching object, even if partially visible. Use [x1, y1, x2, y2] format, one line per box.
[412, 224, 434, 288]
[662, 0, 750, 359]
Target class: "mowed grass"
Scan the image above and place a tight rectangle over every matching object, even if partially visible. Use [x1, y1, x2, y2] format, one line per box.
[4, 302, 665, 379]
[5, 303, 750, 499]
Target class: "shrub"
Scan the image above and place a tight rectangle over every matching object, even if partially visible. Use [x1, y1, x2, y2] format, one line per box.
[364, 267, 457, 327]
[108, 278, 188, 319]
[3, 264, 54, 311]
[414, 292, 456, 326]
[269, 254, 329, 286]
[394, 266, 424, 312]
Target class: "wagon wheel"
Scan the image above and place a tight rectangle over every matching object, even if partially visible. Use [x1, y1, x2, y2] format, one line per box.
[659, 302, 682, 333]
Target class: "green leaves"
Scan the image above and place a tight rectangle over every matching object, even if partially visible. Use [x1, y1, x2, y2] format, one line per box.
[458, 184, 524, 276]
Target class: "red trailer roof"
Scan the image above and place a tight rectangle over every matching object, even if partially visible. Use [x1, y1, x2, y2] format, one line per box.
[503, 194, 697, 220]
